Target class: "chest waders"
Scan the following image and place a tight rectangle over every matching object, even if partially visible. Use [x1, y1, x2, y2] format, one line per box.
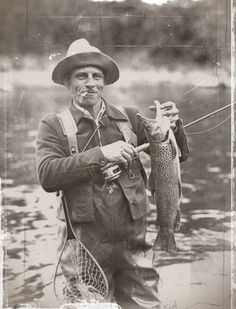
[53, 107, 151, 302]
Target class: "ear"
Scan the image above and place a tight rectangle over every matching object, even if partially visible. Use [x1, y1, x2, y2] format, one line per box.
[103, 74, 107, 86]
[64, 81, 70, 89]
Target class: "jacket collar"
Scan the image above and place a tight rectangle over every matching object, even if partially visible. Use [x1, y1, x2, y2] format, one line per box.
[69, 99, 128, 124]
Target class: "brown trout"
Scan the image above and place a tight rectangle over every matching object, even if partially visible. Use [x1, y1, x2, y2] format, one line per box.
[137, 101, 181, 252]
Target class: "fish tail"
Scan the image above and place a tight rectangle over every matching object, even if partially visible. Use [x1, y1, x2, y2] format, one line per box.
[153, 229, 177, 252]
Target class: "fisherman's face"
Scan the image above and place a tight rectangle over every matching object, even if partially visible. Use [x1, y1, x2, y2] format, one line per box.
[66, 66, 105, 109]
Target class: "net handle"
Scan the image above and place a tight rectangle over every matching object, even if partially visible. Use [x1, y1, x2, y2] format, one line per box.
[53, 192, 109, 299]
[61, 192, 78, 239]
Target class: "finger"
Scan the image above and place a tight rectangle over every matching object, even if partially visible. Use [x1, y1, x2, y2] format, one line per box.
[118, 140, 127, 146]
[161, 101, 175, 109]
[121, 147, 134, 157]
[150, 101, 176, 111]
[100, 163, 113, 172]
[149, 104, 168, 111]
[154, 100, 162, 123]
[132, 147, 138, 157]
[162, 108, 179, 117]
[119, 154, 128, 168]
[121, 151, 132, 166]
[169, 115, 179, 123]
[122, 144, 136, 157]
[171, 122, 177, 129]
[149, 108, 169, 120]
[149, 105, 156, 111]
[128, 145, 138, 157]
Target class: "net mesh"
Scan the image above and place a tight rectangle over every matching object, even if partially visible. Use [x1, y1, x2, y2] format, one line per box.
[59, 238, 108, 303]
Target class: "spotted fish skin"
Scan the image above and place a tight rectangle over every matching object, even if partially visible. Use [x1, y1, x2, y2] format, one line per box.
[137, 104, 181, 252]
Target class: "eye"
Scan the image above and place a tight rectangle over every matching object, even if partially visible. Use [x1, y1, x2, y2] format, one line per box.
[75, 73, 87, 80]
[93, 73, 103, 80]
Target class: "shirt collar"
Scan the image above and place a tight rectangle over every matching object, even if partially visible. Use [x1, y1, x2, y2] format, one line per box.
[69, 99, 128, 125]
[105, 103, 128, 121]
[72, 99, 106, 124]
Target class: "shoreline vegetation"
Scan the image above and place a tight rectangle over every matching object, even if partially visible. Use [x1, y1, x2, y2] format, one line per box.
[1, 65, 231, 91]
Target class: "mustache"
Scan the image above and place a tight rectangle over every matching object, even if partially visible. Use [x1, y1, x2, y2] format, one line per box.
[77, 88, 100, 96]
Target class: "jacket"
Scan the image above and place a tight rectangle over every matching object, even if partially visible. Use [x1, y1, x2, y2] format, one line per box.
[36, 101, 189, 222]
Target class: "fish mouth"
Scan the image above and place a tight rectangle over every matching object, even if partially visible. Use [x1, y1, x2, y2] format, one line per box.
[137, 113, 157, 128]
[137, 113, 153, 124]
[137, 112, 169, 140]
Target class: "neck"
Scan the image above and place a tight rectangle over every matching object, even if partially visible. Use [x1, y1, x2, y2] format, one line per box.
[73, 99, 102, 119]
[88, 101, 102, 119]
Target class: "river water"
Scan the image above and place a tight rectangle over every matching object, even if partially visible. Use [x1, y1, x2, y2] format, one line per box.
[2, 85, 233, 308]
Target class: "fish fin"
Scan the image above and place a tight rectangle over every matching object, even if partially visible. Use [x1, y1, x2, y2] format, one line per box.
[178, 180, 182, 199]
[148, 172, 155, 197]
[170, 138, 177, 159]
[153, 229, 177, 252]
[174, 208, 181, 232]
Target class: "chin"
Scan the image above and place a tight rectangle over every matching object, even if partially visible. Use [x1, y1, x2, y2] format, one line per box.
[78, 99, 98, 108]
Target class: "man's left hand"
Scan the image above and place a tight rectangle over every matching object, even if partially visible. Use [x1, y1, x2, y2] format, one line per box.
[149, 100, 179, 129]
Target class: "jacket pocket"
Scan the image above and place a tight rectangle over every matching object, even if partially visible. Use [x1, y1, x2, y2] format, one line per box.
[57, 181, 95, 223]
[118, 168, 150, 220]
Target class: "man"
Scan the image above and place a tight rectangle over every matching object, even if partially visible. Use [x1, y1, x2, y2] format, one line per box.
[36, 39, 189, 308]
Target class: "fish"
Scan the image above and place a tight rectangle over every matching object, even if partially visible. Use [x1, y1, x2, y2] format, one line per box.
[137, 101, 181, 252]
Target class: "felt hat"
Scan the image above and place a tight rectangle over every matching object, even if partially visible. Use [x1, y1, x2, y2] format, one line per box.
[52, 39, 120, 85]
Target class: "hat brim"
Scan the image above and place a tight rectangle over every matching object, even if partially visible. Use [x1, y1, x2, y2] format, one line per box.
[52, 52, 120, 85]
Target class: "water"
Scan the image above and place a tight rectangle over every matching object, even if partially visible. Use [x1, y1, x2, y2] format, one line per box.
[2, 85, 233, 308]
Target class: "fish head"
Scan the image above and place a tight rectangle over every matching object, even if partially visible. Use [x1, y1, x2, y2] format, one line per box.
[137, 101, 170, 141]
[137, 112, 170, 141]
[137, 113, 159, 133]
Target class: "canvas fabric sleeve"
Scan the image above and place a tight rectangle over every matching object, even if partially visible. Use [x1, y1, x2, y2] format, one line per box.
[172, 119, 189, 162]
[36, 115, 108, 192]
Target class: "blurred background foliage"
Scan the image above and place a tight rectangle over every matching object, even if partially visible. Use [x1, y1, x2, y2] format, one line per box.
[0, 0, 230, 68]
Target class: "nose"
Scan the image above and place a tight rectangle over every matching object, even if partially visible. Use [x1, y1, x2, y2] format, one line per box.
[85, 74, 95, 88]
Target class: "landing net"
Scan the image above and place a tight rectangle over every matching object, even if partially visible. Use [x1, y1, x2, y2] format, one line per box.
[56, 238, 108, 303]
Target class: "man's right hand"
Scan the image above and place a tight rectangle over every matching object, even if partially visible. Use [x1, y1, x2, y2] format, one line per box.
[101, 141, 137, 169]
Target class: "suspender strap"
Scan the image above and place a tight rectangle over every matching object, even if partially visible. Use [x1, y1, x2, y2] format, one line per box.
[115, 106, 138, 147]
[57, 110, 79, 156]
[115, 106, 146, 185]
[57, 106, 138, 156]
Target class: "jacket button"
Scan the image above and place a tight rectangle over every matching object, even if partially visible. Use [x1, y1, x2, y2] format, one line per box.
[100, 160, 106, 166]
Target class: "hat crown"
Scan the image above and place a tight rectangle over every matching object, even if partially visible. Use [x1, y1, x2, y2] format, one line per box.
[67, 38, 100, 57]
[52, 38, 120, 85]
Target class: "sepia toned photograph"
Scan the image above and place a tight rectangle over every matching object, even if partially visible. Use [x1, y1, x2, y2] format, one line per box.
[1, 0, 234, 308]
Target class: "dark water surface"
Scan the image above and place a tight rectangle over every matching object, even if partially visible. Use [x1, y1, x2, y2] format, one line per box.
[2, 85, 232, 308]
